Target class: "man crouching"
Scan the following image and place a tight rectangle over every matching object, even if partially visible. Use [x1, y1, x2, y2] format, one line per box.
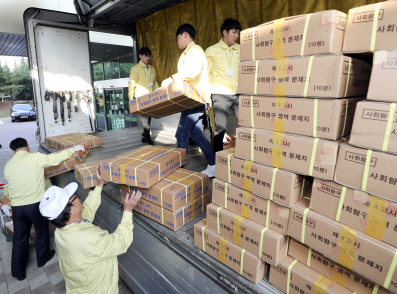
[39, 165, 141, 293]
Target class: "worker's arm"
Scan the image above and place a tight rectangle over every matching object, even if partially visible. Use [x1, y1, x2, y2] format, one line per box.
[153, 68, 160, 89]
[81, 165, 104, 222]
[205, 48, 215, 86]
[128, 67, 139, 99]
[37, 147, 75, 168]
[171, 48, 205, 82]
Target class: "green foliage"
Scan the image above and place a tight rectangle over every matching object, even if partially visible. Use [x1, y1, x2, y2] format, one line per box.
[0, 58, 33, 101]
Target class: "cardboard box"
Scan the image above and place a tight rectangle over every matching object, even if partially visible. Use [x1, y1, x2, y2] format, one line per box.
[129, 81, 207, 119]
[367, 50, 397, 103]
[119, 168, 209, 211]
[343, 2, 397, 54]
[350, 101, 397, 154]
[206, 203, 288, 266]
[212, 179, 290, 235]
[44, 148, 88, 179]
[215, 149, 311, 208]
[238, 95, 363, 140]
[0, 195, 11, 206]
[311, 179, 397, 248]
[121, 190, 209, 231]
[288, 199, 397, 292]
[240, 10, 346, 62]
[269, 255, 353, 294]
[334, 143, 397, 202]
[288, 238, 390, 294]
[100, 146, 186, 189]
[4, 221, 55, 245]
[74, 160, 108, 189]
[238, 55, 371, 98]
[194, 219, 267, 284]
[45, 133, 102, 150]
[235, 127, 342, 180]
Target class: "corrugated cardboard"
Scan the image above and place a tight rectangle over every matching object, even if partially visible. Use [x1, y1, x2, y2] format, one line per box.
[4, 221, 55, 245]
[129, 81, 206, 119]
[334, 143, 397, 202]
[206, 203, 288, 266]
[121, 190, 209, 231]
[45, 133, 102, 150]
[215, 149, 311, 208]
[311, 178, 397, 248]
[238, 55, 371, 98]
[119, 168, 209, 211]
[101, 146, 186, 189]
[239, 95, 364, 140]
[367, 50, 397, 103]
[350, 101, 397, 154]
[288, 238, 391, 294]
[0, 195, 11, 206]
[269, 255, 353, 294]
[240, 10, 346, 61]
[212, 179, 290, 235]
[288, 199, 397, 292]
[44, 148, 88, 179]
[194, 219, 267, 284]
[235, 127, 342, 180]
[343, 2, 397, 54]
[74, 160, 109, 189]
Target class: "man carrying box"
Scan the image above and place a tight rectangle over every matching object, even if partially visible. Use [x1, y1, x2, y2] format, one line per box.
[128, 47, 159, 145]
[161, 24, 216, 177]
[3, 137, 86, 281]
[205, 18, 241, 153]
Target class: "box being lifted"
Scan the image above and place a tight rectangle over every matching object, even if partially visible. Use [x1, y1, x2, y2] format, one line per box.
[45, 133, 102, 150]
[240, 10, 346, 61]
[129, 81, 207, 119]
[44, 147, 88, 179]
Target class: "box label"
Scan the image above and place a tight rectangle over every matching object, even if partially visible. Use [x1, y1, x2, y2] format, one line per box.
[242, 98, 259, 108]
[242, 30, 258, 41]
[239, 132, 256, 142]
[345, 151, 377, 167]
[353, 9, 384, 23]
[293, 212, 316, 228]
[362, 109, 397, 122]
[241, 66, 256, 74]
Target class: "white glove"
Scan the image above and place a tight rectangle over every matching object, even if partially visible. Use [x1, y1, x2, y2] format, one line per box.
[1, 205, 12, 217]
[74, 145, 86, 153]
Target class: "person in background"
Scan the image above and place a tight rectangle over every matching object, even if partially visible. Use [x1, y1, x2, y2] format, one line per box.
[3, 137, 86, 280]
[161, 24, 216, 177]
[205, 18, 241, 153]
[128, 47, 159, 145]
[40, 166, 142, 293]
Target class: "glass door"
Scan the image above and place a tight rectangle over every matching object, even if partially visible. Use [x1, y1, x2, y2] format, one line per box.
[110, 89, 125, 130]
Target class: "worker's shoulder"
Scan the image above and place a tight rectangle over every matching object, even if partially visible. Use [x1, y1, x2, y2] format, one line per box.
[205, 42, 221, 55]
[190, 43, 205, 53]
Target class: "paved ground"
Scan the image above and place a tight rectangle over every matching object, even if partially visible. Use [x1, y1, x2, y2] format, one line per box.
[0, 118, 133, 294]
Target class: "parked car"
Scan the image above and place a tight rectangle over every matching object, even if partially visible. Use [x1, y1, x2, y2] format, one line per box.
[10, 104, 36, 122]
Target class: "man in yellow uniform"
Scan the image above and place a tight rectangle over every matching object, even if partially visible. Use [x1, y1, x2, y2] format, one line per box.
[205, 18, 241, 153]
[161, 23, 216, 177]
[128, 47, 159, 145]
[3, 137, 86, 280]
[39, 166, 142, 293]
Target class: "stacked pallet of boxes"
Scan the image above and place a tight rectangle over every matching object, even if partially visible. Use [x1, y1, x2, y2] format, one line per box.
[287, 3, 397, 294]
[234, 10, 373, 292]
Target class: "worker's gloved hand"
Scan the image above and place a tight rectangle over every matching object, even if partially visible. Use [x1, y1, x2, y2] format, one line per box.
[0, 183, 5, 189]
[124, 190, 142, 213]
[96, 164, 104, 188]
[74, 145, 87, 153]
[161, 77, 174, 88]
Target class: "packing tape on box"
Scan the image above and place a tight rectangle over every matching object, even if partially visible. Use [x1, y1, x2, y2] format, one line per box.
[168, 174, 196, 203]
[243, 161, 253, 192]
[287, 259, 298, 294]
[303, 55, 315, 97]
[224, 183, 228, 209]
[332, 270, 347, 288]
[300, 177, 306, 200]
[272, 18, 285, 58]
[285, 236, 290, 256]
[250, 95, 255, 128]
[300, 14, 311, 57]
[216, 206, 222, 234]
[344, 58, 352, 97]
[384, 250, 397, 288]
[313, 99, 318, 137]
[309, 138, 319, 177]
[341, 99, 348, 138]
[252, 27, 256, 61]
[254, 61, 259, 95]
[382, 103, 397, 152]
[201, 224, 207, 252]
[361, 149, 372, 192]
[82, 163, 94, 187]
[307, 247, 312, 267]
[313, 274, 332, 294]
[337, 225, 358, 269]
[240, 249, 245, 275]
[373, 284, 379, 294]
[365, 195, 388, 241]
[258, 226, 269, 258]
[269, 168, 278, 201]
[335, 186, 347, 222]
[266, 200, 271, 228]
[274, 58, 288, 96]
[274, 96, 286, 133]
[227, 150, 235, 183]
[301, 207, 310, 243]
[242, 191, 251, 219]
[219, 236, 227, 265]
[370, 3, 381, 53]
[233, 215, 245, 246]
[251, 128, 255, 161]
[272, 132, 284, 169]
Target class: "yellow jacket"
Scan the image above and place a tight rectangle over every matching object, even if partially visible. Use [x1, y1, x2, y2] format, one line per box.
[128, 61, 159, 99]
[205, 39, 240, 95]
[4, 148, 75, 206]
[56, 187, 134, 294]
[172, 42, 210, 102]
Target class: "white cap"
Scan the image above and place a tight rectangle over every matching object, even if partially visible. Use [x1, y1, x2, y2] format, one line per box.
[40, 182, 79, 220]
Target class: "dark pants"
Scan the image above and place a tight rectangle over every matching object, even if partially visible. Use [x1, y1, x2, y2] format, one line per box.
[140, 116, 153, 144]
[212, 94, 239, 153]
[176, 105, 215, 166]
[11, 202, 50, 277]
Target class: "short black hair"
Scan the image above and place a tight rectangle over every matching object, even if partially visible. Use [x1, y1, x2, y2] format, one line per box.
[50, 202, 73, 229]
[176, 23, 196, 40]
[10, 137, 28, 151]
[221, 18, 242, 35]
[139, 47, 152, 56]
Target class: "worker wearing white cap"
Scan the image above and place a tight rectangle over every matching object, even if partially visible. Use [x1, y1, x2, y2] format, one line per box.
[40, 165, 142, 293]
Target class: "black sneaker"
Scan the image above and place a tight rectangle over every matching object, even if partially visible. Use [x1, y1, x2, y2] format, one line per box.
[11, 271, 26, 281]
[38, 250, 56, 268]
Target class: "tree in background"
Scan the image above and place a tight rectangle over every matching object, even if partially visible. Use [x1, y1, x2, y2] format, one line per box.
[0, 58, 33, 101]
